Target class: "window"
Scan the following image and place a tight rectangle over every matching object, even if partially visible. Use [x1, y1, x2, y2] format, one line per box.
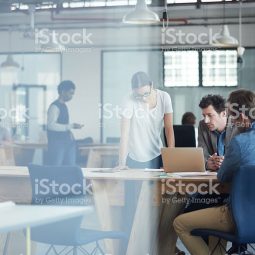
[164, 49, 238, 87]
[164, 51, 199, 87]
[202, 50, 237, 86]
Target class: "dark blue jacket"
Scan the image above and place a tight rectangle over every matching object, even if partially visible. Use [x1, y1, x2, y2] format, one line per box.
[217, 122, 255, 183]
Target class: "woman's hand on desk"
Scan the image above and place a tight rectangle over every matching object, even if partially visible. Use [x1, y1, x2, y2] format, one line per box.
[114, 165, 129, 170]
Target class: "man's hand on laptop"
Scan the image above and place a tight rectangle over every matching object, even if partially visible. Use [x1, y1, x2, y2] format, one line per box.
[214, 155, 224, 169]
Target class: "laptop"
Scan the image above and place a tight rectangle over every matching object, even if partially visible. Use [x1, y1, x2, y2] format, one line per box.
[161, 147, 206, 173]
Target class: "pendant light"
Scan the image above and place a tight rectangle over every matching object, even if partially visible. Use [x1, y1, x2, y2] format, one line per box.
[212, 0, 238, 47]
[0, 30, 20, 69]
[122, 0, 160, 25]
[237, 0, 245, 63]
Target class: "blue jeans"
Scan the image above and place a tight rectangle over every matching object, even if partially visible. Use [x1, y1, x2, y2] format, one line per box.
[47, 140, 76, 166]
[122, 155, 163, 253]
[126, 154, 163, 169]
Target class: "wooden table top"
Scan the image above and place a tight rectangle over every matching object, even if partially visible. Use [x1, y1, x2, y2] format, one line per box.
[0, 166, 218, 182]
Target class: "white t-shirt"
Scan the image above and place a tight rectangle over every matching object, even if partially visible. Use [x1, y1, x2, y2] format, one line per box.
[122, 89, 173, 162]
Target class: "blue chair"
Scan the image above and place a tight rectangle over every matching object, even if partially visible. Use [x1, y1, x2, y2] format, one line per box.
[191, 165, 255, 255]
[28, 164, 126, 255]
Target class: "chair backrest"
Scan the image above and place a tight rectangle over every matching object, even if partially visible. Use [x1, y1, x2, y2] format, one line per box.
[231, 164, 255, 243]
[76, 136, 94, 146]
[106, 137, 120, 144]
[28, 164, 85, 205]
[28, 164, 86, 245]
[164, 125, 196, 147]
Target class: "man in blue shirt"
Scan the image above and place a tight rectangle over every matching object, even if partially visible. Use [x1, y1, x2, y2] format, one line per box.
[173, 89, 255, 255]
[197, 95, 239, 171]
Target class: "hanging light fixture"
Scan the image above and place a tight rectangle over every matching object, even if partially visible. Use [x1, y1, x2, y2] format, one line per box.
[237, 0, 245, 63]
[212, 0, 238, 47]
[1, 55, 20, 68]
[122, 0, 160, 24]
[0, 30, 20, 69]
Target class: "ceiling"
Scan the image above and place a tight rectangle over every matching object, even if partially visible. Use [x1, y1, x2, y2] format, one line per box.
[0, 0, 254, 29]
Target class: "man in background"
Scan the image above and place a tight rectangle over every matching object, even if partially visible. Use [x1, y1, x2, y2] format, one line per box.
[181, 112, 196, 126]
[47, 80, 83, 165]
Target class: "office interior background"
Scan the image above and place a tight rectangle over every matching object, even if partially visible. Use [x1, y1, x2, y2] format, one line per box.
[0, 0, 254, 146]
[0, 1, 255, 255]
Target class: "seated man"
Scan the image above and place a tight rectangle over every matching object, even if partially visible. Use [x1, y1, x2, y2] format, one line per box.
[173, 89, 255, 255]
[185, 95, 239, 213]
[198, 94, 239, 171]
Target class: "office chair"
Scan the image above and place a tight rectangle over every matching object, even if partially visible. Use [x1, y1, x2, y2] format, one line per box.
[76, 137, 94, 166]
[164, 125, 196, 147]
[191, 165, 255, 255]
[105, 137, 120, 144]
[28, 164, 126, 255]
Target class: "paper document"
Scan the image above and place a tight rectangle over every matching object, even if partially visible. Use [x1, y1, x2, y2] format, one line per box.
[170, 171, 217, 177]
[142, 168, 164, 172]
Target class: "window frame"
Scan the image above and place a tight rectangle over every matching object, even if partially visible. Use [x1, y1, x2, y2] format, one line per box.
[163, 48, 239, 88]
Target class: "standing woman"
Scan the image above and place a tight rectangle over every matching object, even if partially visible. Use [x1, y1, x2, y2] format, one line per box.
[118, 71, 175, 169]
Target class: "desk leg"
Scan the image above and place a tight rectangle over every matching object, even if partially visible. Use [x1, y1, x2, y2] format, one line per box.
[92, 180, 115, 254]
[26, 227, 31, 255]
[126, 181, 160, 255]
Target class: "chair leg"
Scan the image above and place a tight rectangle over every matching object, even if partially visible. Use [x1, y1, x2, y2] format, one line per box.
[64, 247, 74, 255]
[238, 245, 241, 255]
[58, 246, 70, 255]
[95, 241, 105, 255]
[78, 246, 90, 255]
[248, 243, 255, 253]
[3, 233, 10, 255]
[73, 247, 78, 255]
[45, 245, 54, 255]
[210, 238, 221, 255]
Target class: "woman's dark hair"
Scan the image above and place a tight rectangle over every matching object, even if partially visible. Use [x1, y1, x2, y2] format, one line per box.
[227, 89, 255, 121]
[182, 112, 196, 125]
[199, 95, 226, 114]
[57, 80, 76, 94]
[131, 72, 152, 90]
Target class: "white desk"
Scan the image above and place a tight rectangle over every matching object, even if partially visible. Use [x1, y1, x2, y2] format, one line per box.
[0, 167, 224, 255]
[0, 201, 90, 255]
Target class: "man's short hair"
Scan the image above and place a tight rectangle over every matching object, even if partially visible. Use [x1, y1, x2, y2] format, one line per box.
[182, 112, 196, 125]
[227, 89, 255, 122]
[57, 80, 76, 94]
[199, 95, 226, 114]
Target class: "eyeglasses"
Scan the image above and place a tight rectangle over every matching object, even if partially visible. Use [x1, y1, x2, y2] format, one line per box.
[133, 86, 152, 101]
